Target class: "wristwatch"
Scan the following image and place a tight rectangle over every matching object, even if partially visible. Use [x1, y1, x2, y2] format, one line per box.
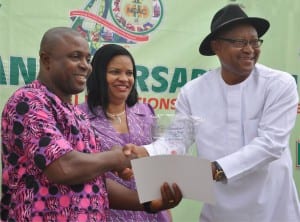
[142, 201, 156, 214]
[213, 161, 226, 182]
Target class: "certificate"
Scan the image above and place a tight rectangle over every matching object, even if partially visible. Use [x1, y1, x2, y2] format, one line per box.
[131, 155, 215, 204]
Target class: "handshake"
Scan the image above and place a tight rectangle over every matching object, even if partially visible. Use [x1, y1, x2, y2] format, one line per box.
[110, 143, 150, 180]
[110, 143, 183, 212]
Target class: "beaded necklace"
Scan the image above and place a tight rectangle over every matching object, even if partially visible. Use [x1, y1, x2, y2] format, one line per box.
[106, 110, 125, 124]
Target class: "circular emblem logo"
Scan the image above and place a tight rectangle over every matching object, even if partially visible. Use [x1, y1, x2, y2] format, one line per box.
[110, 0, 163, 35]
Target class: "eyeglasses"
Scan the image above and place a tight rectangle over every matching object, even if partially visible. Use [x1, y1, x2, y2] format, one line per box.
[216, 37, 263, 48]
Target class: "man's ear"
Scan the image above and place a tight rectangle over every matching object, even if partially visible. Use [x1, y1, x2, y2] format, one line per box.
[210, 40, 219, 55]
[40, 51, 51, 70]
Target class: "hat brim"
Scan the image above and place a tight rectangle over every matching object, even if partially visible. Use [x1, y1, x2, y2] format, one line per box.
[199, 17, 270, 56]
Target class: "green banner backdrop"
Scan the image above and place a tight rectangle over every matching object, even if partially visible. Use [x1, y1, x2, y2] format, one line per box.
[1, 0, 299, 221]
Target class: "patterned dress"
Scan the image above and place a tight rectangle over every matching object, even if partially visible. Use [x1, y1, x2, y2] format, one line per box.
[79, 102, 171, 222]
[1, 80, 108, 222]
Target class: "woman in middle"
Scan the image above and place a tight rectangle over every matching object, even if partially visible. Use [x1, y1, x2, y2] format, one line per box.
[79, 44, 172, 222]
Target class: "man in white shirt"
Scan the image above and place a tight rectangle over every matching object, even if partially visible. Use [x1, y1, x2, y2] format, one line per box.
[129, 4, 300, 222]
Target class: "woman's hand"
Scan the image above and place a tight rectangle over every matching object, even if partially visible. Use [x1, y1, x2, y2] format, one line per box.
[147, 182, 182, 212]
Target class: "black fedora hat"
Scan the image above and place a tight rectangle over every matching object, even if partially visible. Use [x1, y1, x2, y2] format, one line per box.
[199, 4, 270, 56]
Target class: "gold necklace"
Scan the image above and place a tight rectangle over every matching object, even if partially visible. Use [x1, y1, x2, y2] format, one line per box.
[106, 110, 125, 124]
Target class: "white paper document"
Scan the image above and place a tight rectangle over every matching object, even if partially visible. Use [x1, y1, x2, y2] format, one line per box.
[131, 155, 215, 204]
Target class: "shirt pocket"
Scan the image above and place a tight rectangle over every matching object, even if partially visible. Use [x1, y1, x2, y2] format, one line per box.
[243, 119, 259, 145]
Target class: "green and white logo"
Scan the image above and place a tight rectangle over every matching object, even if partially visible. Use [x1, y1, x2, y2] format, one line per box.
[70, 0, 164, 54]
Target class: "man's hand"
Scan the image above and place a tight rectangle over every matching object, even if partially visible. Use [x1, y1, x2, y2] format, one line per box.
[110, 146, 134, 172]
[146, 182, 182, 212]
[123, 143, 150, 158]
[112, 144, 150, 180]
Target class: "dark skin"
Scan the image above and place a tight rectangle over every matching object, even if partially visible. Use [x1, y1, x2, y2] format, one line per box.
[38, 27, 182, 212]
[210, 24, 261, 85]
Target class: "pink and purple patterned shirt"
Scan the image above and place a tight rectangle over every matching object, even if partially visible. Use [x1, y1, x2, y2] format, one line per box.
[1, 80, 108, 221]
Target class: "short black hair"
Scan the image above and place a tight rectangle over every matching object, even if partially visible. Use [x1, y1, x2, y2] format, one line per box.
[86, 44, 138, 116]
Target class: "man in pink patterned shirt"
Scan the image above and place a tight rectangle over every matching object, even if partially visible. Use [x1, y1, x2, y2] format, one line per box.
[0, 27, 182, 221]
